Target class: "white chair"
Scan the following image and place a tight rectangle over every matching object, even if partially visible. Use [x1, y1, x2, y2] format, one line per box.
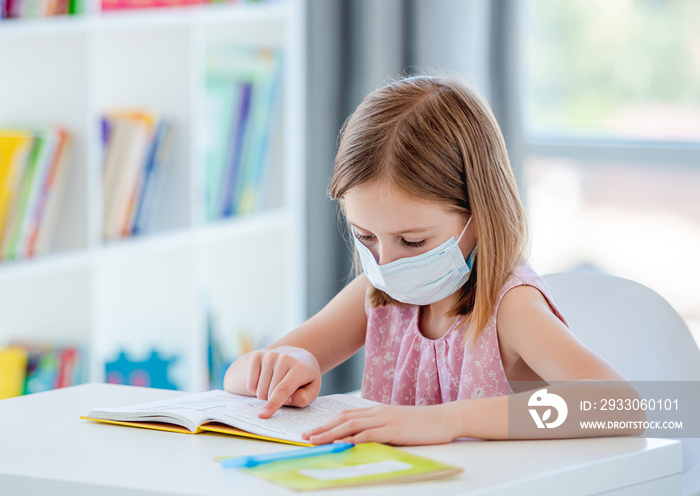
[544, 271, 700, 495]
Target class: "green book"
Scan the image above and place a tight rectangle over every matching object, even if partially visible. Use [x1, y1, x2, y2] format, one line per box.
[1, 129, 56, 260]
[218, 442, 463, 491]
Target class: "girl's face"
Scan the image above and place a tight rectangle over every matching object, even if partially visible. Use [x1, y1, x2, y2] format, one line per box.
[343, 183, 475, 266]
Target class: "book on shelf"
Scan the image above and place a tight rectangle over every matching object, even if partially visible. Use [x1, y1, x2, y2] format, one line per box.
[0, 0, 268, 18]
[204, 45, 283, 221]
[82, 389, 377, 447]
[132, 120, 174, 235]
[0, 342, 86, 399]
[101, 110, 173, 240]
[101, 0, 206, 11]
[0, 0, 84, 18]
[100, 0, 267, 12]
[0, 125, 71, 261]
[0, 130, 32, 244]
[0, 347, 28, 399]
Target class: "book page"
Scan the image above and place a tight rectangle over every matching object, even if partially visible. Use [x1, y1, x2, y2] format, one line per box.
[87, 390, 260, 432]
[87, 391, 375, 440]
[218, 394, 376, 443]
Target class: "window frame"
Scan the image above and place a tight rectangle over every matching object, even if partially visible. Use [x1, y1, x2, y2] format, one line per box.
[491, 0, 700, 193]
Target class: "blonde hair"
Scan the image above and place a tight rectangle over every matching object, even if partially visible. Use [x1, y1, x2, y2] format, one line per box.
[329, 75, 528, 343]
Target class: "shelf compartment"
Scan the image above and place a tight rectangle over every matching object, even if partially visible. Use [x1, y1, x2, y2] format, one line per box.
[201, 223, 291, 371]
[93, 244, 198, 390]
[0, 34, 92, 256]
[95, 26, 196, 235]
[0, 267, 92, 346]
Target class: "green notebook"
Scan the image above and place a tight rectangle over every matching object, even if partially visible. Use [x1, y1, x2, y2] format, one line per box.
[219, 442, 463, 491]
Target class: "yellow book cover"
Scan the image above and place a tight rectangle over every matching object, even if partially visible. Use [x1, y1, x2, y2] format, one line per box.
[0, 347, 29, 399]
[0, 131, 33, 247]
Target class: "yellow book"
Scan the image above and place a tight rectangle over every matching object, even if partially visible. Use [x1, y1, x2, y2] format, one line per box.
[0, 347, 29, 400]
[0, 131, 33, 247]
[81, 389, 377, 447]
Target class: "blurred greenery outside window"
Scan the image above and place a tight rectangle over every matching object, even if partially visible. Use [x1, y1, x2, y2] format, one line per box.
[518, 0, 700, 340]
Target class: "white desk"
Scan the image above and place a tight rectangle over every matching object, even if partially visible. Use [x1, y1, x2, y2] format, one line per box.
[0, 384, 682, 496]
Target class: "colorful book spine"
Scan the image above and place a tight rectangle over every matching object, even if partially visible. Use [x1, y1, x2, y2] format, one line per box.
[25, 129, 70, 257]
[237, 50, 283, 214]
[101, 0, 207, 11]
[0, 343, 85, 398]
[0, 0, 83, 17]
[0, 347, 28, 399]
[28, 130, 71, 257]
[204, 46, 283, 221]
[0, 126, 70, 260]
[1, 130, 56, 260]
[221, 81, 253, 217]
[0, 130, 33, 248]
[132, 120, 174, 235]
[101, 111, 172, 240]
[204, 79, 240, 221]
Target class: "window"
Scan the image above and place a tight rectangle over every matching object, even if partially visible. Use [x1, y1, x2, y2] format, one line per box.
[512, 0, 700, 341]
[522, 0, 700, 141]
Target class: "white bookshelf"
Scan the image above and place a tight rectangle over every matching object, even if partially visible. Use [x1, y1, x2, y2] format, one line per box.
[0, 0, 307, 392]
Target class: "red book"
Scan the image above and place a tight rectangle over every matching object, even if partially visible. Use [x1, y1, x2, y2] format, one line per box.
[26, 129, 69, 257]
[101, 0, 207, 11]
[56, 347, 77, 388]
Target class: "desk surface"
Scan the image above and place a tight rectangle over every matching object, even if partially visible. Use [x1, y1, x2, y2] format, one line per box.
[0, 384, 682, 496]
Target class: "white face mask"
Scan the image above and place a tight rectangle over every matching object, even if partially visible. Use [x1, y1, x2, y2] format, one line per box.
[354, 216, 475, 305]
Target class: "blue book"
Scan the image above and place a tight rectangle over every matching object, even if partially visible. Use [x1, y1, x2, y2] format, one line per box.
[237, 50, 283, 214]
[132, 120, 172, 235]
[221, 82, 253, 217]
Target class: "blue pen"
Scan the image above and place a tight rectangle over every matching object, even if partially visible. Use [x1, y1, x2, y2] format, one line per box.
[221, 442, 355, 469]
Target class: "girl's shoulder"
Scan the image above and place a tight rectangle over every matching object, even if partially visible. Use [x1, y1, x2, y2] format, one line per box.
[497, 263, 568, 327]
[501, 263, 546, 293]
[500, 264, 559, 306]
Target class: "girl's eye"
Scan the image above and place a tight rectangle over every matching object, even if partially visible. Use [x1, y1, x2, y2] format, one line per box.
[401, 238, 426, 248]
[354, 232, 376, 242]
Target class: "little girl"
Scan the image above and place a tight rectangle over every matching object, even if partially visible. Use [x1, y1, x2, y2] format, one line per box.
[224, 75, 625, 445]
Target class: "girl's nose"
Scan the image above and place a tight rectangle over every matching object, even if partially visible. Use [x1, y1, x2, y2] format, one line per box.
[375, 242, 400, 266]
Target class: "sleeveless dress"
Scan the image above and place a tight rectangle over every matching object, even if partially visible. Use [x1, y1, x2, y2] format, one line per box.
[361, 264, 568, 405]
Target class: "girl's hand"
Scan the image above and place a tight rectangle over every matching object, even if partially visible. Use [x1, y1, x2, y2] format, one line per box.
[248, 346, 322, 419]
[301, 404, 457, 446]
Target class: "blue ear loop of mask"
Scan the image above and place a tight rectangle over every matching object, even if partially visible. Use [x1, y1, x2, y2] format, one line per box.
[354, 216, 476, 306]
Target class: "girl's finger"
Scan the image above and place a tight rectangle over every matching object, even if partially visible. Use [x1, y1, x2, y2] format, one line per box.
[344, 427, 386, 445]
[259, 373, 301, 419]
[255, 354, 276, 401]
[287, 380, 319, 408]
[301, 408, 375, 439]
[307, 415, 384, 445]
[246, 353, 263, 395]
[266, 359, 291, 403]
[302, 413, 348, 439]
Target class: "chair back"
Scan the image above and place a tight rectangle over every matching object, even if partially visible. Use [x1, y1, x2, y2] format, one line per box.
[543, 271, 700, 381]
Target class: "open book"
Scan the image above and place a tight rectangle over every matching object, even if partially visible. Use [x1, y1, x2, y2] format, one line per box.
[81, 390, 377, 446]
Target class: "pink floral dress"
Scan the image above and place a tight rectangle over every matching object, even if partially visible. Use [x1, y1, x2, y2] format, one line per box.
[361, 264, 568, 405]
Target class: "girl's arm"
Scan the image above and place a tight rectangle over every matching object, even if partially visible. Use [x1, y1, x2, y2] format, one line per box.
[303, 284, 641, 444]
[223, 274, 369, 417]
[495, 284, 625, 383]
